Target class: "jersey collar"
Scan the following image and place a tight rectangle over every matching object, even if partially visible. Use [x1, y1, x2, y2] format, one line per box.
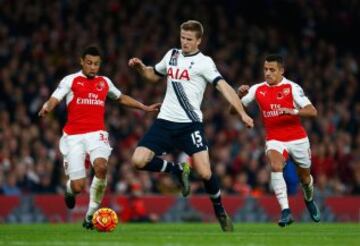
[277, 77, 286, 85]
[79, 70, 87, 78]
[267, 77, 286, 87]
[79, 70, 97, 79]
[182, 50, 200, 57]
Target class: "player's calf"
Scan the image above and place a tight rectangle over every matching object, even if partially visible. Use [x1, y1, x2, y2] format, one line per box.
[131, 147, 153, 169]
[131, 155, 148, 169]
[64, 180, 82, 209]
[64, 179, 86, 209]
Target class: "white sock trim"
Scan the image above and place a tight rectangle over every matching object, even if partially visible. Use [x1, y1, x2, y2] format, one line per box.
[209, 190, 221, 199]
[92, 176, 107, 186]
[66, 180, 73, 195]
[160, 160, 167, 172]
[271, 172, 284, 179]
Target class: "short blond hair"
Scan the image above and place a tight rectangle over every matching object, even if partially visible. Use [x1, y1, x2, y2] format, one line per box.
[180, 20, 204, 39]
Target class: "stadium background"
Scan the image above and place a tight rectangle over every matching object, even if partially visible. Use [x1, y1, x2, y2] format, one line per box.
[0, 0, 359, 223]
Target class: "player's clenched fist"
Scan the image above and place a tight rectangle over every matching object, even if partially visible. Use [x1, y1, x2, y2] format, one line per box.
[237, 85, 249, 98]
[38, 104, 49, 117]
[128, 58, 144, 69]
[143, 103, 161, 112]
[240, 113, 254, 128]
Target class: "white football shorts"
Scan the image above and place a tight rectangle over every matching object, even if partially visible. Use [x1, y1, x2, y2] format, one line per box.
[265, 137, 311, 168]
[59, 130, 112, 180]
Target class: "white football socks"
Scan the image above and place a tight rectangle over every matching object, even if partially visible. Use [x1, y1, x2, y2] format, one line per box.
[271, 172, 289, 210]
[302, 175, 314, 201]
[86, 176, 107, 218]
[66, 180, 74, 195]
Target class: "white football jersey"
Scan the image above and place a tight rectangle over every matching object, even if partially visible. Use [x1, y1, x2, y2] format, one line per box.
[155, 49, 223, 123]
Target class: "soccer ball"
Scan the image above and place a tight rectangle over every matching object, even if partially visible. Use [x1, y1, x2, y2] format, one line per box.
[92, 207, 118, 232]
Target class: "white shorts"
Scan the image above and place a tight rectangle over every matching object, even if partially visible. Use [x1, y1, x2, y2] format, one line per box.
[265, 137, 311, 168]
[59, 130, 112, 180]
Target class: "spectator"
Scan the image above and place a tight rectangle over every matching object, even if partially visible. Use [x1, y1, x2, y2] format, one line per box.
[2, 173, 21, 196]
[119, 181, 159, 223]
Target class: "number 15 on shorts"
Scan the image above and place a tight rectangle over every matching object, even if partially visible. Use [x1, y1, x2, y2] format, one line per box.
[191, 131, 203, 148]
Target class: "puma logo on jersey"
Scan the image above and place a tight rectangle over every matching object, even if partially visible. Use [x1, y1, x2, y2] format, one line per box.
[167, 67, 190, 81]
[259, 91, 266, 96]
[77, 82, 84, 86]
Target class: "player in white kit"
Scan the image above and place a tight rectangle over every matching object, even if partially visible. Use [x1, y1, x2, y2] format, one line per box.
[129, 20, 254, 231]
[39, 46, 160, 229]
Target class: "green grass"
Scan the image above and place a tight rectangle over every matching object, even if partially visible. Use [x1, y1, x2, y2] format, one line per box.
[0, 223, 359, 246]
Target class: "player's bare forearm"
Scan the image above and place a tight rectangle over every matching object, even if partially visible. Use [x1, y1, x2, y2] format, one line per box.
[228, 96, 247, 117]
[128, 57, 161, 83]
[229, 105, 240, 115]
[229, 84, 249, 115]
[278, 104, 317, 118]
[216, 80, 254, 128]
[300, 104, 317, 117]
[141, 67, 162, 83]
[118, 94, 146, 110]
[38, 97, 60, 117]
[118, 95, 161, 112]
[217, 80, 245, 114]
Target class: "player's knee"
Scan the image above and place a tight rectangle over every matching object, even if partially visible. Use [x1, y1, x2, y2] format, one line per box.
[93, 158, 108, 178]
[198, 169, 212, 180]
[94, 163, 107, 179]
[131, 154, 148, 169]
[71, 180, 86, 193]
[270, 162, 283, 172]
[299, 174, 311, 185]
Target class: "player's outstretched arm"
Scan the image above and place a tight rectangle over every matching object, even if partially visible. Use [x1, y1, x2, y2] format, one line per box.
[216, 80, 254, 128]
[229, 84, 250, 115]
[38, 97, 60, 117]
[117, 94, 161, 112]
[128, 57, 162, 83]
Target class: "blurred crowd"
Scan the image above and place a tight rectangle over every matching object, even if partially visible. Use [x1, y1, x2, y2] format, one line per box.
[1, 0, 360, 197]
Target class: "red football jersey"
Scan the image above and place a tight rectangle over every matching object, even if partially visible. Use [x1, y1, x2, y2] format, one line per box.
[51, 71, 121, 135]
[242, 77, 311, 141]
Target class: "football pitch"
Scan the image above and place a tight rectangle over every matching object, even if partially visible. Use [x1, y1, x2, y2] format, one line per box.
[0, 223, 359, 246]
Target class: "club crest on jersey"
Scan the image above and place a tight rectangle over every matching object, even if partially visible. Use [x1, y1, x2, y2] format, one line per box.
[169, 49, 180, 66]
[189, 61, 194, 69]
[96, 80, 105, 91]
[167, 67, 190, 81]
[283, 88, 290, 96]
